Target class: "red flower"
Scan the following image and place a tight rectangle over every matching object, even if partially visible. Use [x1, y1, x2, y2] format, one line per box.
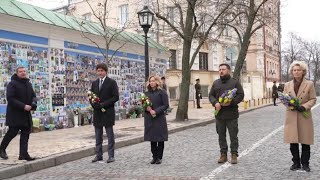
[95, 97, 100, 102]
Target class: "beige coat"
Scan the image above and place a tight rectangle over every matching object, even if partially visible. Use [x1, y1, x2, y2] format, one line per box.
[283, 79, 317, 145]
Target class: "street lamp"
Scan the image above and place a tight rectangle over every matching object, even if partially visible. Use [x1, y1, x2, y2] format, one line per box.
[137, 6, 154, 82]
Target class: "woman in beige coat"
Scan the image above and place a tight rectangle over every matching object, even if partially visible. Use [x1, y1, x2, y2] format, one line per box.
[283, 61, 317, 172]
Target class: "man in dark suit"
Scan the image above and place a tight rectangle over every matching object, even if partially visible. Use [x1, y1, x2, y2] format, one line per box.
[272, 81, 278, 106]
[90, 63, 119, 163]
[195, 78, 202, 108]
[0, 67, 37, 161]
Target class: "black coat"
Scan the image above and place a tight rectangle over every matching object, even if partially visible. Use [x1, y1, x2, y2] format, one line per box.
[209, 75, 244, 120]
[144, 89, 169, 142]
[90, 77, 119, 127]
[195, 83, 202, 99]
[6, 74, 37, 127]
[272, 84, 278, 98]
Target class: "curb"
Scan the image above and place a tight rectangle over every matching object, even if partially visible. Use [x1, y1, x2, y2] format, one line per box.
[0, 103, 273, 179]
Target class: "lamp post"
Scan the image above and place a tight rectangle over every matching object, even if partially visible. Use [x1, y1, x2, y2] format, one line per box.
[137, 6, 154, 82]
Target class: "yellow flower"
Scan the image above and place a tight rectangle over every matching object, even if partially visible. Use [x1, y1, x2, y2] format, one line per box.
[224, 99, 229, 104]
[219, 98, 223, 103]
[289, 106, 294, 110]
[290, 100, 295, 104]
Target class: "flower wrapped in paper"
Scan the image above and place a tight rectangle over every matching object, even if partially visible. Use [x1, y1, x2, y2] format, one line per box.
[214, 88, 237, 116]
[87, 90, 106, 112]
[278, 92, 309, 118]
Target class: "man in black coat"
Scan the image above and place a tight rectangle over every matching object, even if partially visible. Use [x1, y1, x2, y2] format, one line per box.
[90, 63, 119, 163]
[209, 63, 244, 164]
[272, 81, 278, 106]
[195, 79, 202, 108]
[0, 67, 37, 161]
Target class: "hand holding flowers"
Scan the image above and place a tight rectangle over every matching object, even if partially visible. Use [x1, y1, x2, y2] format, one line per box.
[87, 90, 106, 112]
[140, 93, 156, 118]
[214, 88, 237, 116]
[278, 92, 309, 118]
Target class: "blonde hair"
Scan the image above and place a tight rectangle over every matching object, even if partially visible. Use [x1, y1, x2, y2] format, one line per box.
[289, 61, 308, 77]
[146, 75, 162, 91]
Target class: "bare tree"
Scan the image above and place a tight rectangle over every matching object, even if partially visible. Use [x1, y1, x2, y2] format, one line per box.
[281, 33, 305, 81]
[73, 0, 129, 62]
[224, 0, 272, 80]
[153, 0, 234, 121]
[302, 41, 320, 85]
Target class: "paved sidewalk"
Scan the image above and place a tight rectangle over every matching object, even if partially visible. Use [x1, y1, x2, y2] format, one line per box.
[0, 101, 275, 179]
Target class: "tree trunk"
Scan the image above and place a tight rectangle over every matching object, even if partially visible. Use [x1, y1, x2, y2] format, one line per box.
[175, 1, 195, 121]
[233, 31, 251, 80]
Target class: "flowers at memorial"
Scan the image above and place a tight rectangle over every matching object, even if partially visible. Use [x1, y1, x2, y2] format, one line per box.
[278, 92, 309, 118]
[87, 90, 106, 112]
[214, 88, 237, 116]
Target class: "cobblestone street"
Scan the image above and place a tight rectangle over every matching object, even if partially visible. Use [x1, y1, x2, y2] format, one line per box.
[9, 100, 320, 179]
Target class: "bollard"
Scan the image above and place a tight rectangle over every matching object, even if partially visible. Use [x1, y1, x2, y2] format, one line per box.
[253, 99, 256, 106]
[249, 100, 251, 107]
[258, 99, 260, 106]
[244, 101, 248, 109]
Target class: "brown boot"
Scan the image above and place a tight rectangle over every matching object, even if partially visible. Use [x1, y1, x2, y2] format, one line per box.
[231, 154, 238, 164]
[218, 153, 228, 163]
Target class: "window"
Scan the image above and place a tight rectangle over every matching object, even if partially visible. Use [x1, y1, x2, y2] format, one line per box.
[82, 13, 91, 21]
[201, 85, 209, 98]
[119, 4, 128, 27]
[169, 49, 177, 69]
[169, 87, 177, 99]
[199, 52, 208, 70]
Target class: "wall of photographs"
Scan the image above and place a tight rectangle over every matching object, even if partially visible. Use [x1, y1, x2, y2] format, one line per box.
[0, 40, 167, 122]
[0, 41, 51, 120]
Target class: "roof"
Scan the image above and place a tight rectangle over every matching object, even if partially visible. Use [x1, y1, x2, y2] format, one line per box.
[0, 0, 167, 51]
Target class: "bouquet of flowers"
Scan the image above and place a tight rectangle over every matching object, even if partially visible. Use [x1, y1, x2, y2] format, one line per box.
[278, 92, 309, 118]
[139, 93, 156, 118]
[87, 91, 106, 112]
[214, 88, 237, 116]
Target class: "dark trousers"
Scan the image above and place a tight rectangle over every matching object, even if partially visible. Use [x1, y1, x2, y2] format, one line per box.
[216, 118, 239, 155]
[0, 126, 31, 156]
[273, 98, 277, 105]
[290, 143, 310, 165]
[151, 141, 164, 160]
[196, 98, 201, 108]
[95, 126, 115, 159]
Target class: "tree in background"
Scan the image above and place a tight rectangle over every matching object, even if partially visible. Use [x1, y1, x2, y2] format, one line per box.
[153, 0, 234, 121]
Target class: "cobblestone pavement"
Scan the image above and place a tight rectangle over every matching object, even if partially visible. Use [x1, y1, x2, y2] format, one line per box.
[9, 100, 320, 179]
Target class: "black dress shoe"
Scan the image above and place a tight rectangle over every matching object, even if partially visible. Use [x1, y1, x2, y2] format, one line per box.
[302, 164, 310, 172]
[150, 158, 157, 164]
[0, 149, 8, 160]
[155, 159, 162, 164]
[92, 156, 103, 163]
[18, 156, 35, 161]
[290, 163, 301, 171]
[107, 157, 115, 163]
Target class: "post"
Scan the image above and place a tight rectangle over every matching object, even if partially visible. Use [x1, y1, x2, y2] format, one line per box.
[144, 27, 149, 82]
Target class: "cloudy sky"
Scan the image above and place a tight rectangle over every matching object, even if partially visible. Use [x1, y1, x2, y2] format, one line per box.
[17, 0, 320, 42]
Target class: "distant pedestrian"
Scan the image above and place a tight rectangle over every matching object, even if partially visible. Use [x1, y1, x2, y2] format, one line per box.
[161, 76, 171, 114]
[283, 61, 317, 172]
[144, 75, 169, 164]
[209, 63, 244, 164]
[0, 67, 37, 161]
[195, 79, 202, 108]
[272, 81, 278, 106]
[90, 63, 119, 163]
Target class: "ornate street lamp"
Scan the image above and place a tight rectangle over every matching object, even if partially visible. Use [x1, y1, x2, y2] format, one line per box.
[137, 6, 154, 81]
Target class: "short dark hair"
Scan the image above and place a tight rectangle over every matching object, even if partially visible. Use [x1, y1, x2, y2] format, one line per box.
[96, 63, 108, 72]
[219, 63, 231, 70]
[273, 81, 276, 83]
[161, 77, 165, 80]
[196, 78, 200, 81]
